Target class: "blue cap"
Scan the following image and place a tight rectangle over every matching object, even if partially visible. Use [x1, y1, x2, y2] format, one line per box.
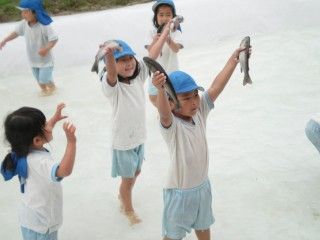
[169, 71, 204, 94]
[152, 0, 176, 12]
[17, 0, 53, 25]
[113, 40, 136, 60]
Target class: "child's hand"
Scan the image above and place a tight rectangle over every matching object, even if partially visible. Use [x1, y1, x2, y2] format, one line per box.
[63, 122, 76, 143]
[38, 47, 49, 57]
[152, 71, 166, 90]
[232, 46, 252, 62]
[52, 103, 68, 123]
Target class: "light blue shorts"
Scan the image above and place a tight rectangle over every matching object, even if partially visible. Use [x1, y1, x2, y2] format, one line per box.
[111, 144, 144, 178]
[162, 179, 215, 239]
[31, 67, 54, 84]
[305, 119, 320, 153]
[21, 227, 57, 240]
[148, 78, 158, 96]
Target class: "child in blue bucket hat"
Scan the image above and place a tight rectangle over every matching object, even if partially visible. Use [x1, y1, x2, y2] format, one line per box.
[100, 39, 162, 226]
[147, 0, 184, 107]
[152, 46, 251, 239]
[0, 0, 58, 96]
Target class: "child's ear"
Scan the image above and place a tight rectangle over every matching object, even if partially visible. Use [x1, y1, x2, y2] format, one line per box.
[169, 100, 176, 111]
[32, 136, 43, 148]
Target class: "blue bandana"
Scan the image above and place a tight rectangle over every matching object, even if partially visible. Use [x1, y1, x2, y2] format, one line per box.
[1, 152, 28, 193]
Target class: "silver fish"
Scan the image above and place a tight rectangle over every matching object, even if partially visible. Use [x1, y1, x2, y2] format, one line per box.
[239, 36, 252, 85]
[91, 40, 122, 74]
[143, 57, 180, 109]
[171, 15, 184, 32]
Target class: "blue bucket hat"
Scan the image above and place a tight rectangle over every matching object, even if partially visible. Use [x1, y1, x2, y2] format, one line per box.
[113, 40, 136, 60]
[152, 0, 176, 13]
[169, 71, 204, 94]
[17, 0, 53, 25]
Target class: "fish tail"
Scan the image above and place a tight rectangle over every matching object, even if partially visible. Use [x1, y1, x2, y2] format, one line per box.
[243, 73, 252, 85]
[91, 60, 99, 74]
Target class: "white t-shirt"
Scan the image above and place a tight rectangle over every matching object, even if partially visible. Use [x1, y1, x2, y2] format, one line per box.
[19, 149, 62, 234]
[102, 60, 149, 150]
[149, 28, 183, 73]
[160, 91, 214, 189]
[14, 20, 58, 68]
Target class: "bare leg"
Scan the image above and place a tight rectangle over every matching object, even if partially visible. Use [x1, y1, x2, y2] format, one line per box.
[195, 229, 211, 240]
[119, 170, 141, 225]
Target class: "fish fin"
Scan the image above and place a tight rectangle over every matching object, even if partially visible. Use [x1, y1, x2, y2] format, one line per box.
[91, 60, 99, 74]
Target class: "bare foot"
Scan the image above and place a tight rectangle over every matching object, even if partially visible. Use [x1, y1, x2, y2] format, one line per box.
[124, 211, 142, 226]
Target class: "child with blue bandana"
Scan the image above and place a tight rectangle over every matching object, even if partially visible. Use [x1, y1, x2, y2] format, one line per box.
[152, 47, 250, 240]
[0, 0, 58, 96]
[1, 103, 76, 240]
[147, 0, 184, 107]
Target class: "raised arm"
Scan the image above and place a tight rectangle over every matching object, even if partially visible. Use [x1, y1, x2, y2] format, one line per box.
[152, 71, 173, 128]
[56, 122, 76, 177]
[104, 47, 118, 87]
[0, 32, 18, 50]
[148, 22, 171, 60]
[208, 48, 244, 101]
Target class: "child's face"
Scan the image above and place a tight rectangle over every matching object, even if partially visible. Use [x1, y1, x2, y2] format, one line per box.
[156, 5, 173, 26]
[173, 90, 200, 119]
[116, 56, 136, 78]
[21, 9, 37, 23]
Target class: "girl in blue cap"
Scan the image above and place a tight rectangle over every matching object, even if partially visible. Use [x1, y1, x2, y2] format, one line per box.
[101, 40, 159, 225]
[147, 0, 184, 107]
[151, 46, 251, 240]
[1, 103, 76, 240]
[0, 0, 58, 96]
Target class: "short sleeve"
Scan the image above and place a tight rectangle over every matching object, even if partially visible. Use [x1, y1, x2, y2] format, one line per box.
[51, 163, 63, 182]
[160, 113, 177, 142]
[101, 77, 119, 98]
[14, 20, 25, 36]
[45, 24, 58, 42]
[199, 91, 214, 120]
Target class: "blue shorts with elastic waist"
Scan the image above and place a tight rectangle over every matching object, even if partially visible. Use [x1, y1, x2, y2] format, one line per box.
[162, 179, 215, 239]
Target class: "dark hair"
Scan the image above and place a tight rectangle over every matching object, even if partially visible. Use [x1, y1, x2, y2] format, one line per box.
[117, 57, 141, 82]
[3, 107, 46, 158]
[152, 4, 176, 29]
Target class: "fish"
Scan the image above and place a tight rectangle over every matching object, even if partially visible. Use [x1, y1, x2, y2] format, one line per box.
[157, 23, 165, 34]
[171, 15, 184, 32]
[91, 40, 122, 74]
[239, 36, 252, 85]
[143, 56, 180, 109]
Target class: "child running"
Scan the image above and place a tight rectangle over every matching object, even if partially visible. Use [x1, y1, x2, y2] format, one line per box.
[0, 103, 76, 240]
[0, 0, 58, 96]
[152, 47, 250, 239]
[101, 40, 156, 225]
[147, 0, 183, 107]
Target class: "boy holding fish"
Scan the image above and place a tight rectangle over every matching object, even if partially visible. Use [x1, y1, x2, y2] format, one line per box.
[151, 46, 250, 240]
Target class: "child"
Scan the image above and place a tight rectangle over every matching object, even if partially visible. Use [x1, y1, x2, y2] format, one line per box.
[305, 116, 320, 153]
[0, 0, 58, 96]
[101, 40, 152, 225]
[152, 47, 249, 239]
[147, 0, 183, 107]
[1, 103, 76, 240]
